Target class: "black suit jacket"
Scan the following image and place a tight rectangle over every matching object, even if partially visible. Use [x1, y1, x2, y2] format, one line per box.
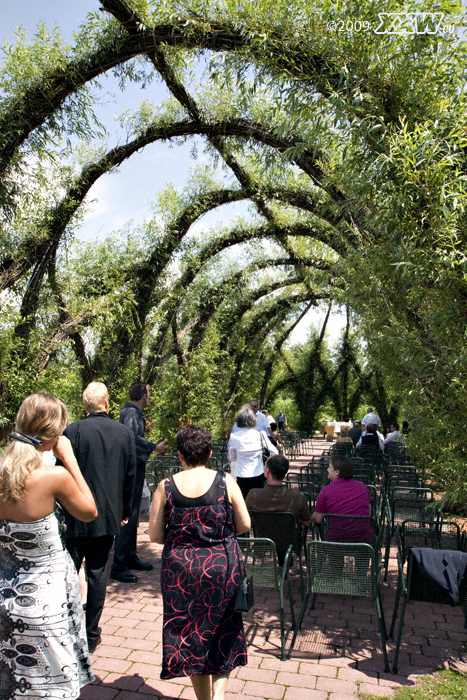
[63, 412, 136, 538]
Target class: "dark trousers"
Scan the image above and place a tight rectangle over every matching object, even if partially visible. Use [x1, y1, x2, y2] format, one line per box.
[112, 462, 145, 572]
[66, 535, 114, 645]
[237, 474, 266, 500]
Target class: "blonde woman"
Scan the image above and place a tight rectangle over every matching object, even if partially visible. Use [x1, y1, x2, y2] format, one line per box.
[0, 393, 97, 699]
[336, 426, 354, 446]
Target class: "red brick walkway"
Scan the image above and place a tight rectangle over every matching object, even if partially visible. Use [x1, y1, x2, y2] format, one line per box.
[79, 441, 467, 700]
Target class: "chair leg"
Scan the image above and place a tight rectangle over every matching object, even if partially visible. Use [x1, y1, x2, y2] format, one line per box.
[383, 521, 394, 582]
[375, 591, 390, 673]
[392, 594, 408, 674]
[389, 574, 402, 639]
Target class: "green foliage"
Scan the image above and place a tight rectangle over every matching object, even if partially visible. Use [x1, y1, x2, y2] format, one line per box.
[3, 0, 467, 501]
[361, 668, 467, 700]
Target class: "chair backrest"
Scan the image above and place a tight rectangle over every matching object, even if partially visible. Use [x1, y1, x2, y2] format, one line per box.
[307, 540, 376, 598]
[145, 472, 157, 498]
[391, 486, 433, 501]
[391, 497, 440, 528]
[331, 442, 353, 456]
[238, 537, 282, 588]
[399, 520, 461, 561]
[149, 462, 182, 485]
[249, 510, 300, 555]
[353, 468, 376, 486]
[301, 465, 328, 486]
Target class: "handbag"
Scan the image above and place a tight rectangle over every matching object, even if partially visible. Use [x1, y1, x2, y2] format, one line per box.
[235, 575, 254, 612]
[259, 432, 270, 465]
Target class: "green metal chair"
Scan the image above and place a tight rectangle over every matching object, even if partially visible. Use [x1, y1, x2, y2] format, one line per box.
[397, 519, 462, 565]
[390, 536, 467, 673]
[238, 537, 297, 661]
[145, 472, 157, 500]
[296, 537, 389, 672]
[146, 461, 182, 485]
[383, 494, 439, 580]
[249, 510, 307, 599]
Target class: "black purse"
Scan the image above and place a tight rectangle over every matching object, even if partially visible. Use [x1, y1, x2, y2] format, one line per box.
[259, 432, 270, 465]
[235, 575, 254, 612]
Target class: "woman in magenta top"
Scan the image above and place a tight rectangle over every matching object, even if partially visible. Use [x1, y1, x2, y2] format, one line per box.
[312, 454, 373, 543]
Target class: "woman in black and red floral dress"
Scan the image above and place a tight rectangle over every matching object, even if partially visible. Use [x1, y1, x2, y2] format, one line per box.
[149, 425, 251, 700]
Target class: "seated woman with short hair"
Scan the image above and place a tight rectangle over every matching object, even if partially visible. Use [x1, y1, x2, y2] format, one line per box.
[312, 454, 373, 543]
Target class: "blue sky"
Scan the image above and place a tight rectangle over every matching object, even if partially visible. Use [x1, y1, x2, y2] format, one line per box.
[1, 0, 348, 345]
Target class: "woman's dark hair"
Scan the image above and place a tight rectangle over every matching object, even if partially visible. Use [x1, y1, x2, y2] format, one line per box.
[176, 425, 212, 466]
[330, 454, 354, 479]
[366, 424, 375, 434]
[270, 422, 277, 431]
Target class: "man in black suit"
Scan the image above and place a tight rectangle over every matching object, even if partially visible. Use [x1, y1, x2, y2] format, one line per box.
[63, 382, 136, 653]
[111, 381, 168, 583]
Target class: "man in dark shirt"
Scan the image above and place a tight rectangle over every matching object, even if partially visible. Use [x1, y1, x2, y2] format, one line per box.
[245, 454, 311, 526]
[349, 420, 362, 446]
[63, 382, 136, 653]
[111, 381, 168, 583]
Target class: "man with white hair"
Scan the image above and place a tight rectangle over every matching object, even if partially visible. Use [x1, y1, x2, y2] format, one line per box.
[362, 407, 381, 428]
[63, 382, 136, 653]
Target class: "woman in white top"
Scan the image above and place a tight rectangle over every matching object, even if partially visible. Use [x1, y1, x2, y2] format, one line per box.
[228, 406, 278, 499]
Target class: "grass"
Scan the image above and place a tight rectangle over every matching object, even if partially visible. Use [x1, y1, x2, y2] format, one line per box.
[360, 668, 467, 700]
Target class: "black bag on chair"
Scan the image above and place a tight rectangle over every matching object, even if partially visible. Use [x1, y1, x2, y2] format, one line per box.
[235, 575, 254, 612]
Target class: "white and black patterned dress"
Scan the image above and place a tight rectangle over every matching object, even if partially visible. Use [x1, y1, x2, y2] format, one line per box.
[0, 511, 94, 699]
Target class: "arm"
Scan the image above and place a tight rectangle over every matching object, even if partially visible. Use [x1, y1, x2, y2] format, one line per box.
[265, 435, 279, 455]
[299, 493, 312, 527]
[312, 488, 326, 525]
[148, 480, 167, 544]
[122, 431, 137, 526]
[120, 407, 156, 462]
[52, 436, 97, 522]
[226, 474, 251, 535]
[154, 439, 168, 454]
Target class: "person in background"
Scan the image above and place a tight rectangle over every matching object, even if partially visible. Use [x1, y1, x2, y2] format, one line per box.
[348, 420, 362, 445]
[312, 454, 373, 543]
[228, 406, 278, 499]
[276, 410, 287, 431]
[246, 454, 311, 526]
[149, 425, 250, 700]
[249, 399, 272, 435]
[384, 422, 403, 446]
[64, 382, 136, 652]
[268, 422, 285, 450]
[112, 381, 168, 583]
[335, 425, 354, 446]
[356, 423, 384, 451]
[0, 393, 97, 695]
[361, 407, 381, 428]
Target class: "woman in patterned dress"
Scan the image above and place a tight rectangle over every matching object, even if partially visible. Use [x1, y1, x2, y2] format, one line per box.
[0, 393, 97, 699]
[149, 425, 250, 700]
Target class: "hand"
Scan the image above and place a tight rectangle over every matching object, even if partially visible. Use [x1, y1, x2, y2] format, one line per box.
[120, 517, 129, 527]
[154, 439, 168, 455]
[52, 435, 75, 465]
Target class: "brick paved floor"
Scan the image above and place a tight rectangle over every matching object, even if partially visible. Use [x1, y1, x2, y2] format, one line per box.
[79, 440, 467, 700]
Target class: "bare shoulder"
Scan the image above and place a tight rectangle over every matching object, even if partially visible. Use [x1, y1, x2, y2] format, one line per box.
[26, 465, 65, 486]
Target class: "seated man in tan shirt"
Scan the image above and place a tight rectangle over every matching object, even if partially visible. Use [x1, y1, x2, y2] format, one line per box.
[245, 454, 311, 526]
